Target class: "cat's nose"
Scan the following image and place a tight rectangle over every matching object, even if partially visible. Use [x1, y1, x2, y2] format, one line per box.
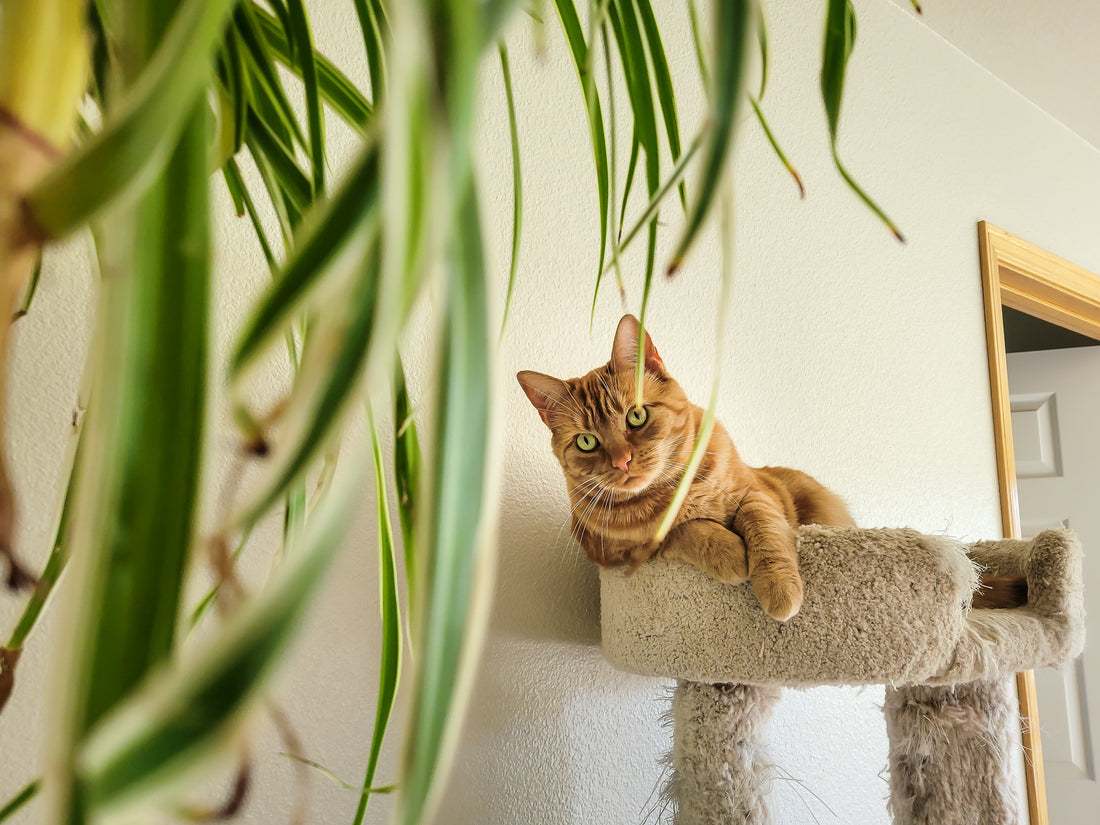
[612, 452, 632, 474]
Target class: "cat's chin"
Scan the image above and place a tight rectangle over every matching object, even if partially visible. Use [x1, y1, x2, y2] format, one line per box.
[613, 473, 657, 495]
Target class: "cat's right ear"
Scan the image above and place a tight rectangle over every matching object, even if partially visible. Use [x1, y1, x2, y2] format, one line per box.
[517, 371, 568, 428]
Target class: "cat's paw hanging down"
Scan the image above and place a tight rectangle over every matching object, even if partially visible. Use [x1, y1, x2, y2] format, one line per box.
[518, 314, 854, 623]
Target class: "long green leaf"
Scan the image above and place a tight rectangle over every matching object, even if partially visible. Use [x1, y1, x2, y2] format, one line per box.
[25, 0, 237, 238]
[11, 253, 43, 322]
[667, 0, 750, 274]
[686, 0, 709, 89]
[399, 183, 493, 825]
[749, 96, 804, 197]
[655, 187, 736, 542]
[353, 407, 402, 825]
[617, 132, 640, 242]
[75, 452, 367, 820]
[821, 0, 904, 241]
[353, 0, 388, 103]
[393, 358, 421, 612]
[245, 109, 313, 214]
[234, 3, 308, 150]
[231, 138, 380, 377]
[1, 443, 77, 650]
[45, 101, 210, 823]
[497, 44, 523, 339]
[599, 19, 626, 311]
[251, 3, 373, 133]
[223, 27, 249, 157]
[551, 0, 609, 288]
[606, 0, 660, 402]
[613, 128, 705, 259]
[635, 0, 685, 208]
[0, 425, 81, 720]
[247, 133, 302, 246]
[284, 0, 325, 195]
[0, 779, 38, 823]
[754, 0, 769, 99]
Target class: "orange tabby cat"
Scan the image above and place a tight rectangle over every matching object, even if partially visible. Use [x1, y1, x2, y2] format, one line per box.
[518, 314, 854, 622]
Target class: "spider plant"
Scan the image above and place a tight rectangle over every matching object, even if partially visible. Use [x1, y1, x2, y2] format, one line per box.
[0, 1, 909, 823]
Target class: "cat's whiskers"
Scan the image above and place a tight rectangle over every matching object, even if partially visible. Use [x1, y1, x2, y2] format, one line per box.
[573, 484, 612, 545]
[551, 476, 608, 550]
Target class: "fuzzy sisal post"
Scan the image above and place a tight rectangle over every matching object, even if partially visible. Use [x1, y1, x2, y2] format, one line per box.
[670, 680, 781, 825]
[885, 677, 1023, 825]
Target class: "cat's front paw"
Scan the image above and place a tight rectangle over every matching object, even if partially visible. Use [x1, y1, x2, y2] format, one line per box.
[752, 570, 804, 622]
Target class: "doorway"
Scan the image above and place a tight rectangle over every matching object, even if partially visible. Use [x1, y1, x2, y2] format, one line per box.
[979, 221, 1100, 824]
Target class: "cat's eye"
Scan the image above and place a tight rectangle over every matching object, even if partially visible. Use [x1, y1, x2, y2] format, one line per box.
[576, 433, 599, 452]
[626, 406, 648, 429]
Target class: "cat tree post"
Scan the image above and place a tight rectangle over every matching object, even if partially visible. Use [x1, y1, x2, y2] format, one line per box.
[600, 526, 1085, 824]
[885, 678, 1023, 825]
[671, 681, 780, 825]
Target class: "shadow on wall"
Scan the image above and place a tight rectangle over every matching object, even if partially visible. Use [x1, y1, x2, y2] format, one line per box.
[491, 454, 602, 647]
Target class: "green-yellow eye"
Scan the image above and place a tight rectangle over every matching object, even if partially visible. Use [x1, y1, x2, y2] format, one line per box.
[626, 406, 648, 429]
[576, 433, 599, 452]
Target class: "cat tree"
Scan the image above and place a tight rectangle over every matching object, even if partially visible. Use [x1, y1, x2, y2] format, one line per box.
[600, 526, 1085, 825]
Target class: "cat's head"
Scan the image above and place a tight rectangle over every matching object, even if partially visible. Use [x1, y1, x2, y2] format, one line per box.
[518, 315, 694, 496]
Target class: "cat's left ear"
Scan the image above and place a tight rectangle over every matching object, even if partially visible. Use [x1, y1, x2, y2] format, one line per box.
[611, 314, 665, 375]
[517, 371, 568, 428]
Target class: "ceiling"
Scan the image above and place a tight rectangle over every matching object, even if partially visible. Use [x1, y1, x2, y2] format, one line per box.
[890, 0, 1100, 153]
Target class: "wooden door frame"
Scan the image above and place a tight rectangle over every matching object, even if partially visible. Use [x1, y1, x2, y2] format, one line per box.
[978, 220, 1100, 825]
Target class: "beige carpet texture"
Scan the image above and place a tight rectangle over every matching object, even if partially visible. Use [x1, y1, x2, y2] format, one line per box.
[601, 526, 1084, 689]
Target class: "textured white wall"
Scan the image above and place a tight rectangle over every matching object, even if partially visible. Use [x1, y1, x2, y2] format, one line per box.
[3, 2, 1100, 825]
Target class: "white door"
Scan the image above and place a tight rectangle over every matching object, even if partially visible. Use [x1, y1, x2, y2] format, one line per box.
[1008, 346, 1100, 824]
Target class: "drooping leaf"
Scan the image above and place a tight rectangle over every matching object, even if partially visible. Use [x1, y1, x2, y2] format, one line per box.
[353, 0, 388, 103]
[0, 779, 38, 823]
[45, 100, 211, 822]
[749, 97, 804, 198]
[245, 108, 313, 214]
[636, 0, 685, 207]
[284, 0, 326, 195]
[606, 0, 661, 402]
[11, 253, 42, 322]
[352, 406, 402, 825]
[667, 0, 751, 275]
[247, 133, 302, 246]
[234, 3, 308, 150]
[754, 0, 768, 99]
[686, 0, 709, 89]
[221, 26, 249, 158]
[497, 44, 523, 339]
[393, 357, 421, 609]
[654, 188, 736, 543]
[399, 183, 493, 825]
[614, 128, 705, 258]
[821, 0, 904, 241]
[250, 3, 373, 133]
[551, 0, 609, 290]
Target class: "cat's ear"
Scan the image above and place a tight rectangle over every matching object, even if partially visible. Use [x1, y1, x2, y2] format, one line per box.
[611, 314, 665, 375]
[517, 371, 568, 427]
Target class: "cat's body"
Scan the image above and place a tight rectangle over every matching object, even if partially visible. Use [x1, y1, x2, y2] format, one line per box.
[520, 315, 1028, 621]
[519, 315, 853, 621]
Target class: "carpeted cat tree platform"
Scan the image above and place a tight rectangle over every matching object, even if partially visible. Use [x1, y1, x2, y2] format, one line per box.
[600, 527, 1085, 825]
